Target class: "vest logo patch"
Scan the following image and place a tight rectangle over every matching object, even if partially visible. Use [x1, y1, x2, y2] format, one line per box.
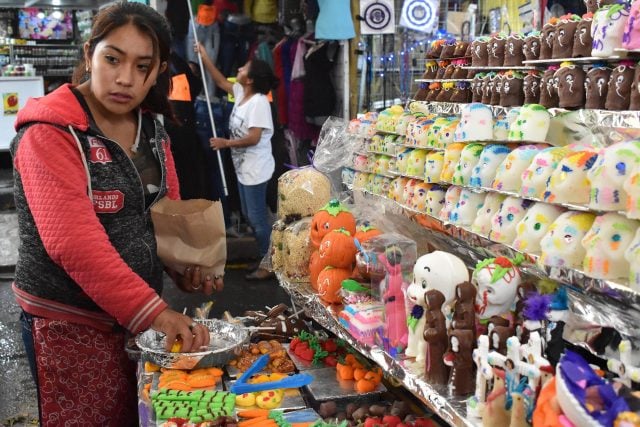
[88, 137, 112, 164]
[92, 190, 124, 213]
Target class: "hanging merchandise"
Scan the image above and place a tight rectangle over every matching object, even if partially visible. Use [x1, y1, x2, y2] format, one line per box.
[315, 0, 356, 40]
[399, 0, 439, 34]
[360, 0, 396, 35]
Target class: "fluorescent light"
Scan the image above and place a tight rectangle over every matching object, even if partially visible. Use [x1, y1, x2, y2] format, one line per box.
[37, 12, 45, 19]
[52, 0, 61, 4]
[52, 10, 62, 19]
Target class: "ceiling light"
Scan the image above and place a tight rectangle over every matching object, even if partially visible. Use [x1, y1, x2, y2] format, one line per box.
[37, 12, 45, 19]
[52, 10, 62, 19]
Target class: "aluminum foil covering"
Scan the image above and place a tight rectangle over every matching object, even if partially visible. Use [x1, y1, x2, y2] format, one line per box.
[136, 319, 249, 370]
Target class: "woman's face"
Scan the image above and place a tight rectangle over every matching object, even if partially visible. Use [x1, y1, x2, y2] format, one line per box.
[85, 23, 164, 117]
[237, 61, 251, 85]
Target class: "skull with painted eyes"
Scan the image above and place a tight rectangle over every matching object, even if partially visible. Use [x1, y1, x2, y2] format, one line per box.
[469, 145, 511, 188]
[513, 202, 565, 254]
[424, 151, 445, 184]
[472, 192, 507, 237]
[591, 5, 630, 58]
[489, 196, 534, 244]
[425, 185, 447, 217]
[452, 143, 484, 186]
[545, 150, 598, 204]
[572, 16, 593, 58]
[440, 143, 466, 183]
[584, 66, 611, 109]
[539, 211, 596, 268]
[520, 147, 569, 199]
[354, 172, 370, 190]
[389, 177, 409, 201]
[454, 103, 494, 142]
[406, 149, 428, 178]
[624, 228, 640, 289]
[412, 182, 433, 212]
[540, 22, 557, 59]
[436, 119, 459, 149]
[402, 178, 419, 206]
[493, 145, 545, 192]
[581, 212, 639, 280]
[449, 189, 485, 226]
[439, 185, 463, 222]
[524, 33, 541, 60]
[508, 103, 551, 143]
[623, 169, 640, 220]
[587, 140, 640, 211]
[473, 256, 522, 321]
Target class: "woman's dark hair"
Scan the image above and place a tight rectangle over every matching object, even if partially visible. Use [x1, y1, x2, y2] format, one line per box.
[72, 2, 174, 119]
[248, 59, 279, 95]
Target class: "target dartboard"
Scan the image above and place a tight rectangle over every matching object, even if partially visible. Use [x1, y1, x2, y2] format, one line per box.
[400, 0, 438, 33]
[360, 0, 395, 34]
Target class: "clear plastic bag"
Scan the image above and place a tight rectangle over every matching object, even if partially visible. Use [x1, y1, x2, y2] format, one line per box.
[283, 217, 313, 283]
[277, 166, 332, 223]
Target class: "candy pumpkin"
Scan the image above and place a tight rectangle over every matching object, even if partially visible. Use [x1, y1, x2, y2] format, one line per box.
[317, 266, 351, 304]
[354, 223, 382, 243]
[319, 228, 357, 269]
[310, 199, 356, 248]
[309, 250, 330, 290]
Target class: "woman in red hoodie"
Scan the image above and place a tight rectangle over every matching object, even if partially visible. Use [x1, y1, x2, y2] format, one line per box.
[10, 3, 222, 426]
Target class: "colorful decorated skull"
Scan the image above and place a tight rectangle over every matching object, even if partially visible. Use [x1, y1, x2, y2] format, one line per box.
[425, 151, 445, 184]
[500, 73, 525, 107]
[440, 143, 467, 183]
[403, 178, 420, 206]
[426, 185, 448, 217]
[584, 66, 612, 109]
[505, 34, 525, 67]
[469, 145, 512, 188]
[454, 103, 493, 142]
[472, 193, 507, 237]
[539, 211, 596, 268]
[573, 14, 594, 57]
[545, 150, 599, 204]
[452, 143, 484, 186]
[389, 177, 409, 201]
[493, 145, 546, 191]
[354, 172, 369, 190]
[426, 117, 452, 148]
[436, 119, 459, 149]
[473, 255, 523, 321]
[406, 149, 428, 178]
[439, 186, 463, 221]
[374, 155, 392, 175]
[556, 64, 586, 109]
[540, 20, 557, 60]
[624, 228, 640, 289]
[409, 116, 435, 147]
[520, 147, 569, 199]
[581, 213, 639, 280]
[523, 32, 541, 60]
[423, 60, 439, 79]
[588, 140, 640, 211]
[624, 170, 640, 219]
[493, 118, 510, 140]
[513, 203, 565, 254]
[605, 63, 635, 111]
[412, 182, 433, 212]
[395, 148, 413, 175]
[449, 189, 486, 226]
[489, 197, 534, 244]
[523, 72, 543, 104]
[553, 15, 581, 59]
[539, 66, 560, 108]
[623, 0, 640, 50]
[488, 35, 506, 67]
[591, 5, 630, 58]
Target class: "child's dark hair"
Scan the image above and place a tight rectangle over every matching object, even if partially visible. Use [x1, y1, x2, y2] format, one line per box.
[72, 2, 173, 119]
[248, 60, 280, 95]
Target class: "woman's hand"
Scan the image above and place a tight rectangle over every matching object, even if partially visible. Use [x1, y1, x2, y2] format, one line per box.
[150, 308, 211, 353]
[194, 42, 210, 62]
[168, 265, 224, 295]
[210, 137, 228, 150]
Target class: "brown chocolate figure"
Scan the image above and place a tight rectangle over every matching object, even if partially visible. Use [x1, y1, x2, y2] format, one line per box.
[428, 39, 445, 58]
[540, 21, 558, 60]
[443, 63, 456, 80]
[573, 14, 594, 57]
[491, 74, 503, 105]
[556, 65, 586, 109]
[630, 66, 640, 110]
[440, 39, 457, 59]
[553, 15, 580, 59]
[500, 74, 525, 107]
[489, 325, 514, 355]
[482, 73, 494, 105]
[451, 282, 477, 332]
[423, 289, 449, 385]
[436, 85, 454, 102]
[423, 60, 439, 80]
[539, 67, 560, 108]
[504, 34, 525, 67]
[435, 60, 449, 80]
[452, 59, 469, 79]
[426, 83, 441, 102]
[471, 38, 489, 67]
[444, 329, 476, 396]
[523, 33, 542, 61]
[453, 41, 470, 58]
[472, 75, 485, 103]
[523, 71, 542, 104]
[488, 35, 506, 67]
[605, 63, 635, 111]
[414, 82, 429, 101]
[451, 81, 472, 103]
[584, 66, 611, 109]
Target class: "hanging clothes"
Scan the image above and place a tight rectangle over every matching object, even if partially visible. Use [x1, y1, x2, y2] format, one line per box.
[303, 41, 337, 119]
[289, 39, 318, 141]
[272, 38, 288, 125]
[315, 0, 355, 40]
[244, 0, 278, 24]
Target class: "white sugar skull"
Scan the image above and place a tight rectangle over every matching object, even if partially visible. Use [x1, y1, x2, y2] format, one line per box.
[426, 185, 447, 217]
[588, 140, 640, 211]
[406, 149, 428, 178]
[513, 202, 565, 254]
[624, 228, 640, 290]
[473, 256, 523, 321]
[451, 143, 484, 186]
[454, 103, 494, 142]
[539, 211, 596, 268]
[623, 169, 640, 219]
[493, 118, 510, 140]
[426, 117, 453, 148]
[581, 212, 639, 280]
[440, 143, 466, 183]
[436, 119, 460, 149]
[354, 172, 370, 190]
[469, 145, 511, 188]
[508, 104, 551, 142]
[472, 192, 507, 237]
[412, 182, 432, 212]
[591, 4, 630, 57]
[408, 116, 435, 147]
[439, 186, 463, 221]
[449, 189, 486, 226]
[520, 147, 569, 199]
[424, 151, 445, 184]
[369, 134, 383, 152]
[403, 179, 419, 206]
[493, 145, 545, 192]
[371, 174, 384, 194]
[374, 155, 392, 175]
[389, 177, 408, 201]
[545, 150, 599, 204]
[395, 148, 413, 175]
[489, 196, 534, 244]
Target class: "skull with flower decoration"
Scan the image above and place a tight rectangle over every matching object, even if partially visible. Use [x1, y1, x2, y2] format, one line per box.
[473, 254, 525, 325]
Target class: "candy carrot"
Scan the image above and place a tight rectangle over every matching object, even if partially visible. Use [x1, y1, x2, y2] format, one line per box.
[237, 409, 272, 419]
[238, 415, 270, 427]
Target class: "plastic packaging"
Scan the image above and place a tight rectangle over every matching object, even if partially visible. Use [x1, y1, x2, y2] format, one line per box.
[277, 166, 332, 223]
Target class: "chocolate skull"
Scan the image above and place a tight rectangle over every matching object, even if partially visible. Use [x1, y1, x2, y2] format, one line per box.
[630, 66, 640, 110]
[553, 16, 580, 59]
[472, 74, 485, 103]
[453, 41, 470, 57]
[500, 74, 525, 107]
[436, 81, 455, 102]
[523, 33, 541, 60]
[488, 35, 506, 67]
[539, 67, 560, 108]
[491, 74, 503, 106]
[584, 66, 612, 109]
[481, 73, 494, 105]
[539, 211, 596, 268]
[573, 14, 594, 57]
[523, 72, 543, 104]
[540, 22, 557, 60]
[440, 39, 458, 59]
[556, 65, 586, 109]
[605, 63, 635, 111]
[426, 83, 441, 102]
[450, 81, 471, 103]
[585, 0, 621, 14]
[471, 38, 489, 67]
[504, 34, 525, 66]
[423, 60, 439, 79]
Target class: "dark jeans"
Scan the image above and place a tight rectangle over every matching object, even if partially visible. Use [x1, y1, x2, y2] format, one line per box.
[238, 180, 271, 258]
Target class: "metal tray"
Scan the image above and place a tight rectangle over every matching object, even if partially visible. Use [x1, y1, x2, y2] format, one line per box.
[302, 367, 386, 402]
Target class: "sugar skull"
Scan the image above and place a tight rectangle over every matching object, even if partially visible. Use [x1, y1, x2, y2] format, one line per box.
[473, 255, 523, 321]
[471, 37, 489, 67]
[489, 197, 534, 244]
[425, 151, 446, 183]
[439, 186, 463, 221]
[406, 149, 428, 178]
[493, 145, 545, 192]
[469, 145, 511, 188]
[395, 148, 413, 175]
[513, 203, 565, 254]
[623, 0, 640, 50]
[605, 63, 635, 111]
[396, 114, 416, 138]
[371, 174, 386, 195]
[354, 172, 370, 190]
[591, 4, 630, 58]
[556, 65, 586, 109]
[573, 14, 594, 57]
[436, 119, 459, 149]
[426, 117, 452, 148]
[472, 193, 507, 237]
[545, 150, 599, 204]
[624, 228, 640, 289]
[523, 72, 543, 105]
[353, 154, 369, 172]
[412, 182, 433, 212]
[488, 35, 506, 67]
[500, 73, 525, 107]
[493, 118, 510, 141]
[409, 116, 435, 147]
[523, 32, 541, 60]
[520, 147, 569, 199]
[588, 140, 640, 211]
[540, 21, 557, 60]
[504, 34, 525, 67]
[538, 211, 596, 268]
[539, 66, 560, 109]
[452, 143, 484, 186]
[440, 143, 466, 183]
[581, 212, 639, 280]
[403, 178, 420, 206]
[624, 169, 640, 219]
[374, 155, 392, 175]
[553, 15, 581, 59]
[389, 177, 409, 201]
[584, 66, 612, 109]
[426, 185, 448, 217]
[449, 189, 486, 226]
[454, 103, 494, 142]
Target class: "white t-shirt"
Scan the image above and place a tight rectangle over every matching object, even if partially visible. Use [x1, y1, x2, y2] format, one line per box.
[228, 83, 275, 185]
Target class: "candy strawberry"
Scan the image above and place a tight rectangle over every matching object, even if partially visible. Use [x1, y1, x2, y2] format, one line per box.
[321, 339, 338, 353]
[289, 337, 301, 350]
[413, 417, 436, 427]
[323, 355, 338, 367]
[294, 342, 309, 356]
[382, 415, 402, 427]
[363, 416, 384, 427]
[298, 347, 315, 361]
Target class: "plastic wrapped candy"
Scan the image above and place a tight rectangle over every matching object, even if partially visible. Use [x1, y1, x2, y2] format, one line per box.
[283, 218, 313, 283]
[277, 167, 332, 223]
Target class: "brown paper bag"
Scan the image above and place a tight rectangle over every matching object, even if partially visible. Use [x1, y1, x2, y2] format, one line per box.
[150, 198, 226, 278]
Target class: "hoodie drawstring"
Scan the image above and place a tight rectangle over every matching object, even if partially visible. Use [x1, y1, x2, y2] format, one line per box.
[68, 126, 93, 202]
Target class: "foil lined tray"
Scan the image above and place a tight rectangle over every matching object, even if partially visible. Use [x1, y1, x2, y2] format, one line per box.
[302, 367, 386, 402]
[136, 319, 249, 370]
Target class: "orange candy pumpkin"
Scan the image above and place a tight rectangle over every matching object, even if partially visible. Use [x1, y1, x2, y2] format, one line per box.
[310, 199, 356, 248]
[309, 250, 330, 290]
[317, 266, 351, 304]
[353, 223, 382, 244]
[319, 228, 357, 269]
